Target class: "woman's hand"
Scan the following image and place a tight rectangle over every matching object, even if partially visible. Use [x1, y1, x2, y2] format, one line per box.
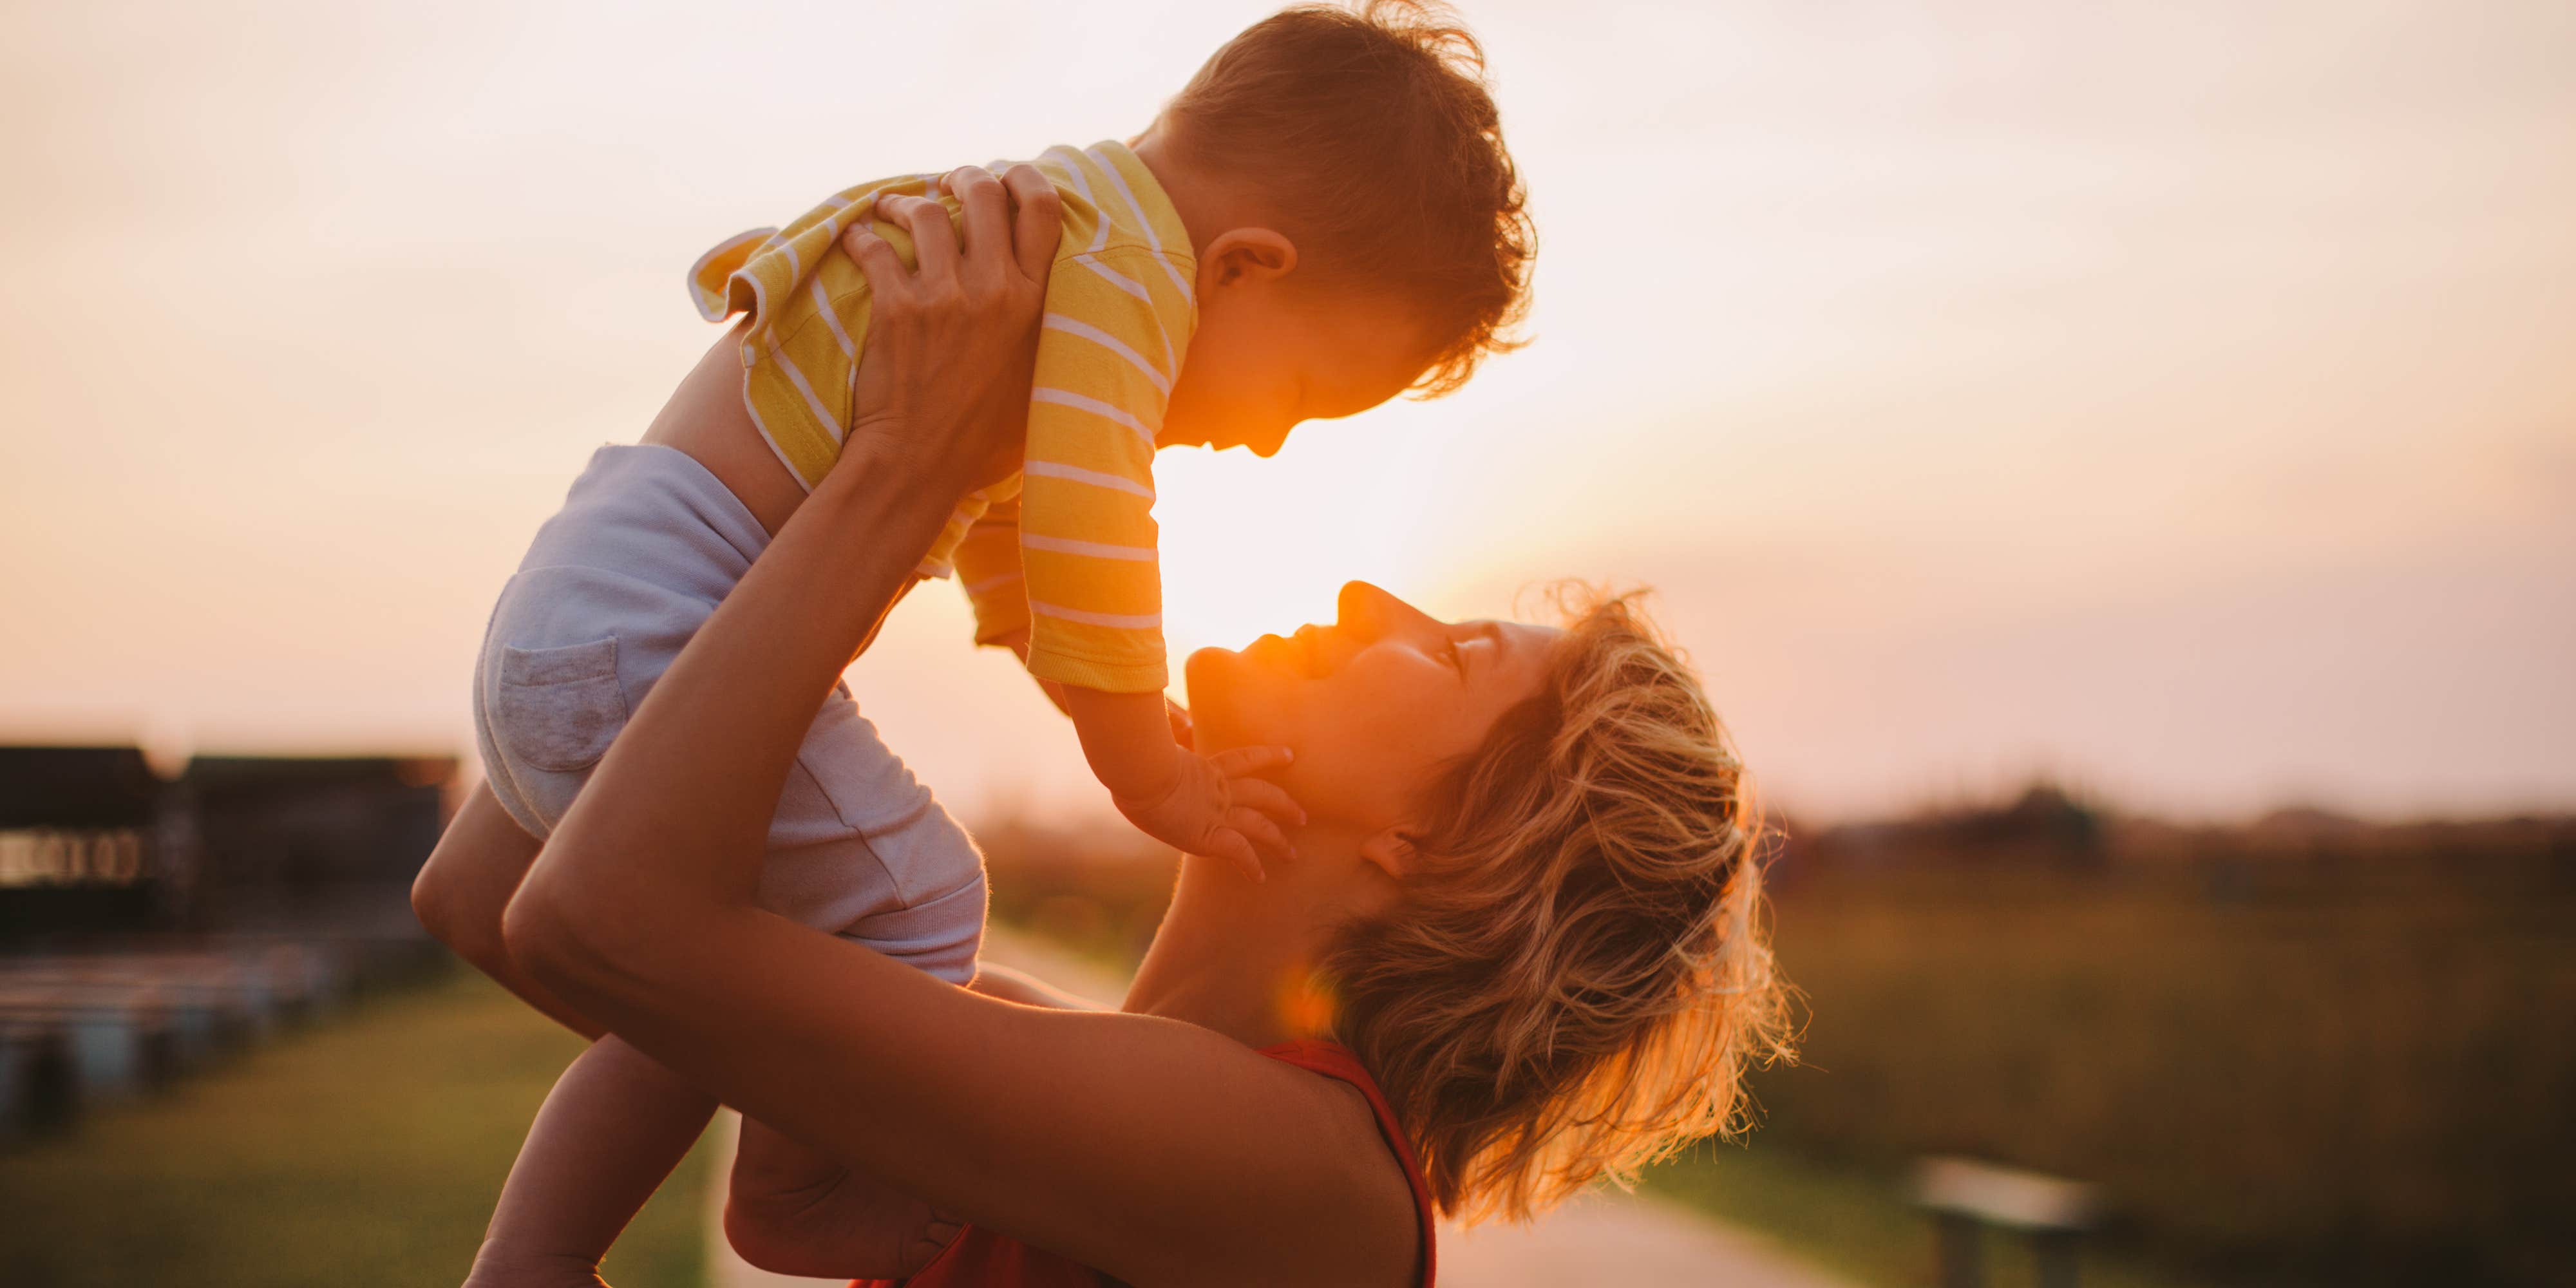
[838, 165, 1061, 497]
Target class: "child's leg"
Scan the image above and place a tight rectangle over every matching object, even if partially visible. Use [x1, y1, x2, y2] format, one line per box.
[464, 1036, 717, 1288]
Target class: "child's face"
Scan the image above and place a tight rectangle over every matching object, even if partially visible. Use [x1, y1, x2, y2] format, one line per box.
[1159, 274, 1430, 457]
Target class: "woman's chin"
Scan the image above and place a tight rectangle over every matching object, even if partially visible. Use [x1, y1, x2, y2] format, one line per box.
[1183, 645, 1264, 752]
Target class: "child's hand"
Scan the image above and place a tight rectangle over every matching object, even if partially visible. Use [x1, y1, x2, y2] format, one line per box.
[1112, 746, 1302, 882]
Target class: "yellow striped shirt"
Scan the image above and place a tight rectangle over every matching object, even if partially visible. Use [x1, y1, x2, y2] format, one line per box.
[688, 142, 1198, 694]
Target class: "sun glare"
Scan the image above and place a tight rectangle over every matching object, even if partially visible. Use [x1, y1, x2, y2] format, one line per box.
[1149, 421, 1445, 704]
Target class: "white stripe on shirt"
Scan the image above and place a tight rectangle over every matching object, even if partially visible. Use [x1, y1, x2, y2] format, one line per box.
[767, 339, 842, 441]
[1072, 254, 1151, 303]
[1025, 459, 1155, 500]
[811, 278, 856, 359]
[1069, 256, 1176, 371]
[1021, 533, 1158, 562]
[1042, 313, 1170, 394]
[1029, 599, 1164, 630]
[1030, 387, 1157, 449]
[1047, 146, 1111, 254]
[1087, 147, 1194, 304]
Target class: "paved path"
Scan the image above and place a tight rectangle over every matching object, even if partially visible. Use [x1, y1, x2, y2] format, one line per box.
[708, 927, 1853, 1288]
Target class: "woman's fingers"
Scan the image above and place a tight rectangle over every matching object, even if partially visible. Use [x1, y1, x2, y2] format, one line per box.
[1226, 777, 1305, 828]
[948, 166, 1009, 285]
[875, 194, 958, 290]
[1206, 829, 1266, 885]
[999, 162, 1062, 284]
[840, 224, 911, 304]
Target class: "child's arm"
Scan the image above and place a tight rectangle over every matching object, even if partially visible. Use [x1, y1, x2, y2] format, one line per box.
[1060, 685, 1302, 881]
[987, 626, 1193, 745]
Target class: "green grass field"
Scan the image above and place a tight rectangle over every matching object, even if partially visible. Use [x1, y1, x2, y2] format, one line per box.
[0, 968, 715, 1288]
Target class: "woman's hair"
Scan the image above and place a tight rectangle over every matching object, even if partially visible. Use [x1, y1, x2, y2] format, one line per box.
[1161, 1, 1535, 395]
[1321, 585, 1794, 1224]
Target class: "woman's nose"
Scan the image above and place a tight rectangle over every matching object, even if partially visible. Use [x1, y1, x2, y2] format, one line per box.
[1338, 581, 1431, 639]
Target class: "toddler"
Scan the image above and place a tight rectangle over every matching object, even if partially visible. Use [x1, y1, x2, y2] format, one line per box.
[453, 2, 1531, 1282]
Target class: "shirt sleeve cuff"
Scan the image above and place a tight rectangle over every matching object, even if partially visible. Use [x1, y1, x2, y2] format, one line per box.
[969, 598, 1032, 646]
[1025, 649, 1168, 694]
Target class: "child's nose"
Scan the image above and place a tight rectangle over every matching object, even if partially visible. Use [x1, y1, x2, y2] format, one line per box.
[1248, 417, 1298, 458]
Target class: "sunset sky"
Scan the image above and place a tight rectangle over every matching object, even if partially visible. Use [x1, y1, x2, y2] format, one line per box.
[3, 0, 2570, 824]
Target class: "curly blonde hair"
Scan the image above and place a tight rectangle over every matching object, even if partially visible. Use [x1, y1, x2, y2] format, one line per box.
[1321, 585, 1793, 1224]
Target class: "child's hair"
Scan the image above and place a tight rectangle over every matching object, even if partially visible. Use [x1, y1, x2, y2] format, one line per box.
[1163, 1, 1535, 395]
[1321, 585, 1794, 1224]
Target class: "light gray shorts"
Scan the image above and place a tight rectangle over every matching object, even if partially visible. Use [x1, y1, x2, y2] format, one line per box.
[472, 444, 984, 984]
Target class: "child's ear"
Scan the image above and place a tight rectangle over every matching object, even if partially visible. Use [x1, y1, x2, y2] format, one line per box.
[1356, 825, 1420, 880]
[1202, 228, 1297, 289]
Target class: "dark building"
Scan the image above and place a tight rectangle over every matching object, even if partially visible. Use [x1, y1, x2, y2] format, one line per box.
[0, 746, 187, 941]
[0, 748, 455, 945]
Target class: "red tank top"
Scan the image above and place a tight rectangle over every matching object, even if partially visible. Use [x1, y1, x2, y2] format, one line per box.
[854, 1039, 1436, 1288]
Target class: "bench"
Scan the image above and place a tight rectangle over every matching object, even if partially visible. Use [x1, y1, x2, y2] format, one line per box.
[1913, 1155, 2100, 1288]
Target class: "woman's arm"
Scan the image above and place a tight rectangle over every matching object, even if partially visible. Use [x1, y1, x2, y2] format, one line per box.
[500, 169, 1413, 1287]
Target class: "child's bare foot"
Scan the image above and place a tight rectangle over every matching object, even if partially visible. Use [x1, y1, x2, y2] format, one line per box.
[726, 1119, 963, 1278]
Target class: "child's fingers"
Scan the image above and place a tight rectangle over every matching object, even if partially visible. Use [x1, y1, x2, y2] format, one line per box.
[1206, 830, 1266, 884]
[1227, 806, 1295, 866]
[998, 162, 1062, 285]
[1226, 777, 1306, 829]
[1208, 744, 1293, 779]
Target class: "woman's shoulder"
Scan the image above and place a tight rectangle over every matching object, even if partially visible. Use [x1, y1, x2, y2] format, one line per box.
[880, 1034, 1434, 1288]
[1258, 1039, 1439, 1287]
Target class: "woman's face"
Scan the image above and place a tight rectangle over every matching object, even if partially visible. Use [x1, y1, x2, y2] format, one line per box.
[1187, 582, 1560, 834]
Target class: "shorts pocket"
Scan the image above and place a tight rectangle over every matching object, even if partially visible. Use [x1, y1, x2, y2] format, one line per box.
[496, 637, 629, 773]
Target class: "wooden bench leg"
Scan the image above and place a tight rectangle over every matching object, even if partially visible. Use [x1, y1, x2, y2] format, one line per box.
[1935, 1211, 1984, 1288]
[2033, 1228, 2081, 1288]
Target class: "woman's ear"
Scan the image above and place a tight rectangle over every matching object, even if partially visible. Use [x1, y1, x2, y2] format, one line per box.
[1356, 825, 1419, 880]
[1200, 227, 1297, 290]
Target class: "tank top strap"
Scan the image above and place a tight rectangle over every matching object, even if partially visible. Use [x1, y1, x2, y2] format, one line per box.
[1258, 1039, 1439, 1288]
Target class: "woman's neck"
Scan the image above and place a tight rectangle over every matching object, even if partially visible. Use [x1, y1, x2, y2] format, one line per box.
[1122, 848, 1354, 1050]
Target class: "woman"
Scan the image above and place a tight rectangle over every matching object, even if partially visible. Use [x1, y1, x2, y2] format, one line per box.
[463, 173, 1788, 1287]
